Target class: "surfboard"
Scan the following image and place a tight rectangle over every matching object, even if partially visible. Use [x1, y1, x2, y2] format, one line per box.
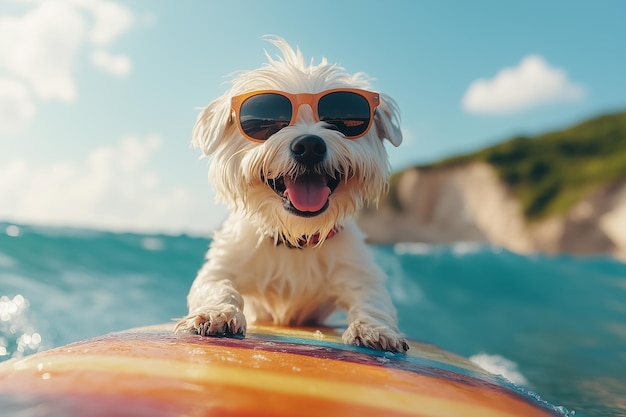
[0, 324, 563, 417]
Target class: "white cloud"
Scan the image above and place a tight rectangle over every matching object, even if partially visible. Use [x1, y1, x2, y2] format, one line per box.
[82, 0, 134, 45]
[0, 1, 85, 101]
[0, 135, 226, 234]
[0, 0, 136, 132]
[0, 77, 36, 133]
[9, 0, 134, 45]
[91, 50, 132, 76]
[462, 55, 585, 115]
[0, 159, 28, 200]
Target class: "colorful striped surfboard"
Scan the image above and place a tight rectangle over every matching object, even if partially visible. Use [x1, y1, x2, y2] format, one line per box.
[0, 324, 562, 417]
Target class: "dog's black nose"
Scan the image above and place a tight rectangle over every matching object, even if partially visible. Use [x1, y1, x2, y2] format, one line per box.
[290, 135, 327, 166]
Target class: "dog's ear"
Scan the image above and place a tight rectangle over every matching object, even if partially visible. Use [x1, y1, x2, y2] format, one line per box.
[374, 94, 402, 147]
[191, 95, 232, 155]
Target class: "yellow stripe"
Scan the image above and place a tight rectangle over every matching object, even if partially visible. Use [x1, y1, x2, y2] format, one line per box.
[10, 353, 546, 417]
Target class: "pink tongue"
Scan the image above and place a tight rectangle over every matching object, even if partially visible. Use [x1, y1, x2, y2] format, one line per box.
[283, 174, 331, 212]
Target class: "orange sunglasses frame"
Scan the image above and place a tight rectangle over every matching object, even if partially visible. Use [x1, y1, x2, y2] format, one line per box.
[230, 88, 380, 142]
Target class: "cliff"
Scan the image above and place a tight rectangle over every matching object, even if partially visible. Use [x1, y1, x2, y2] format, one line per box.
[358, 110, 626, 261]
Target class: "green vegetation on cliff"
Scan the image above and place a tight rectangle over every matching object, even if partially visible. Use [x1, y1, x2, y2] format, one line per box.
[409, 110, 626, 220]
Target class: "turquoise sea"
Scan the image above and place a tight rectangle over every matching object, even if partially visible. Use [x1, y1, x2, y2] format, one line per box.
[1, 222, 625, 417]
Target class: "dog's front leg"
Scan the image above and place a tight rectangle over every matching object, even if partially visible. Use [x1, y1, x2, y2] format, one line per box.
[342, 291, 409, 353]
[174, 266, 246, 337]
[338, 272, 409, 353]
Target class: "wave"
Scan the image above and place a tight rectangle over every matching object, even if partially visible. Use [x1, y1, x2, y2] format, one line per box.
[1, 222, 626, 415]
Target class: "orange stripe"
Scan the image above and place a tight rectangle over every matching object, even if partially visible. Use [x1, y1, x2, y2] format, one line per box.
[2, 344, 556, 417]
[64, 337, 536, 413]
[2, 370, 420, 417]
[2, 371, 432, 417]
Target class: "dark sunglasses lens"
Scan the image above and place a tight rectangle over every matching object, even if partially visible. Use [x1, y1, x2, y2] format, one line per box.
[318, 92, 371, 137]
[239, 93, 292, 140]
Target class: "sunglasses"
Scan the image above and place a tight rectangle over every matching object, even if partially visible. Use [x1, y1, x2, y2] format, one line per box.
[231, 89, 380, 142]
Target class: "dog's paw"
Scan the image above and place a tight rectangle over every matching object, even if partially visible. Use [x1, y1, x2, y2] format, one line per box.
[342, 320, 409, 353]
[174, 308, 247, 337]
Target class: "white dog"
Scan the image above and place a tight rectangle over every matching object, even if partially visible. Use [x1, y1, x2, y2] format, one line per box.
[175, 37, 408, 352]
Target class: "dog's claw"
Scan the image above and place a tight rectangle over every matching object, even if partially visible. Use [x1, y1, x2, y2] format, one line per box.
[342, 320, 409, 353]
[175, 309, 247, 338]
[401, 340, 410, 352]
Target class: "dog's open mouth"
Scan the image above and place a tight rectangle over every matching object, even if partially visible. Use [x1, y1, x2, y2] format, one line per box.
[268, 172, 341, 217]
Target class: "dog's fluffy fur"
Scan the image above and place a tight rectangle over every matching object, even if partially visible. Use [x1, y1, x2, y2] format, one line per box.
[175, 36, 408, 352]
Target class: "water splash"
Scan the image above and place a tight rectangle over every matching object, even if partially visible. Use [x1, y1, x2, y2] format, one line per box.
[0, 295, 43, 360]
[468, 351, 578, 416]
[469, 352, 528, 386]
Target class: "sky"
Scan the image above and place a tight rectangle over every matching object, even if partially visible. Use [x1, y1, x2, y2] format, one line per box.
[0, 0, 625, 235]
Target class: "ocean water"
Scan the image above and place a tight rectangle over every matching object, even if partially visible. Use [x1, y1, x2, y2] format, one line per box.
[1, 222, 625, 417]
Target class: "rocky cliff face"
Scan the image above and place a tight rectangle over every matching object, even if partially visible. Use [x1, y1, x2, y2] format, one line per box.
[358, 162, 626, 261]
